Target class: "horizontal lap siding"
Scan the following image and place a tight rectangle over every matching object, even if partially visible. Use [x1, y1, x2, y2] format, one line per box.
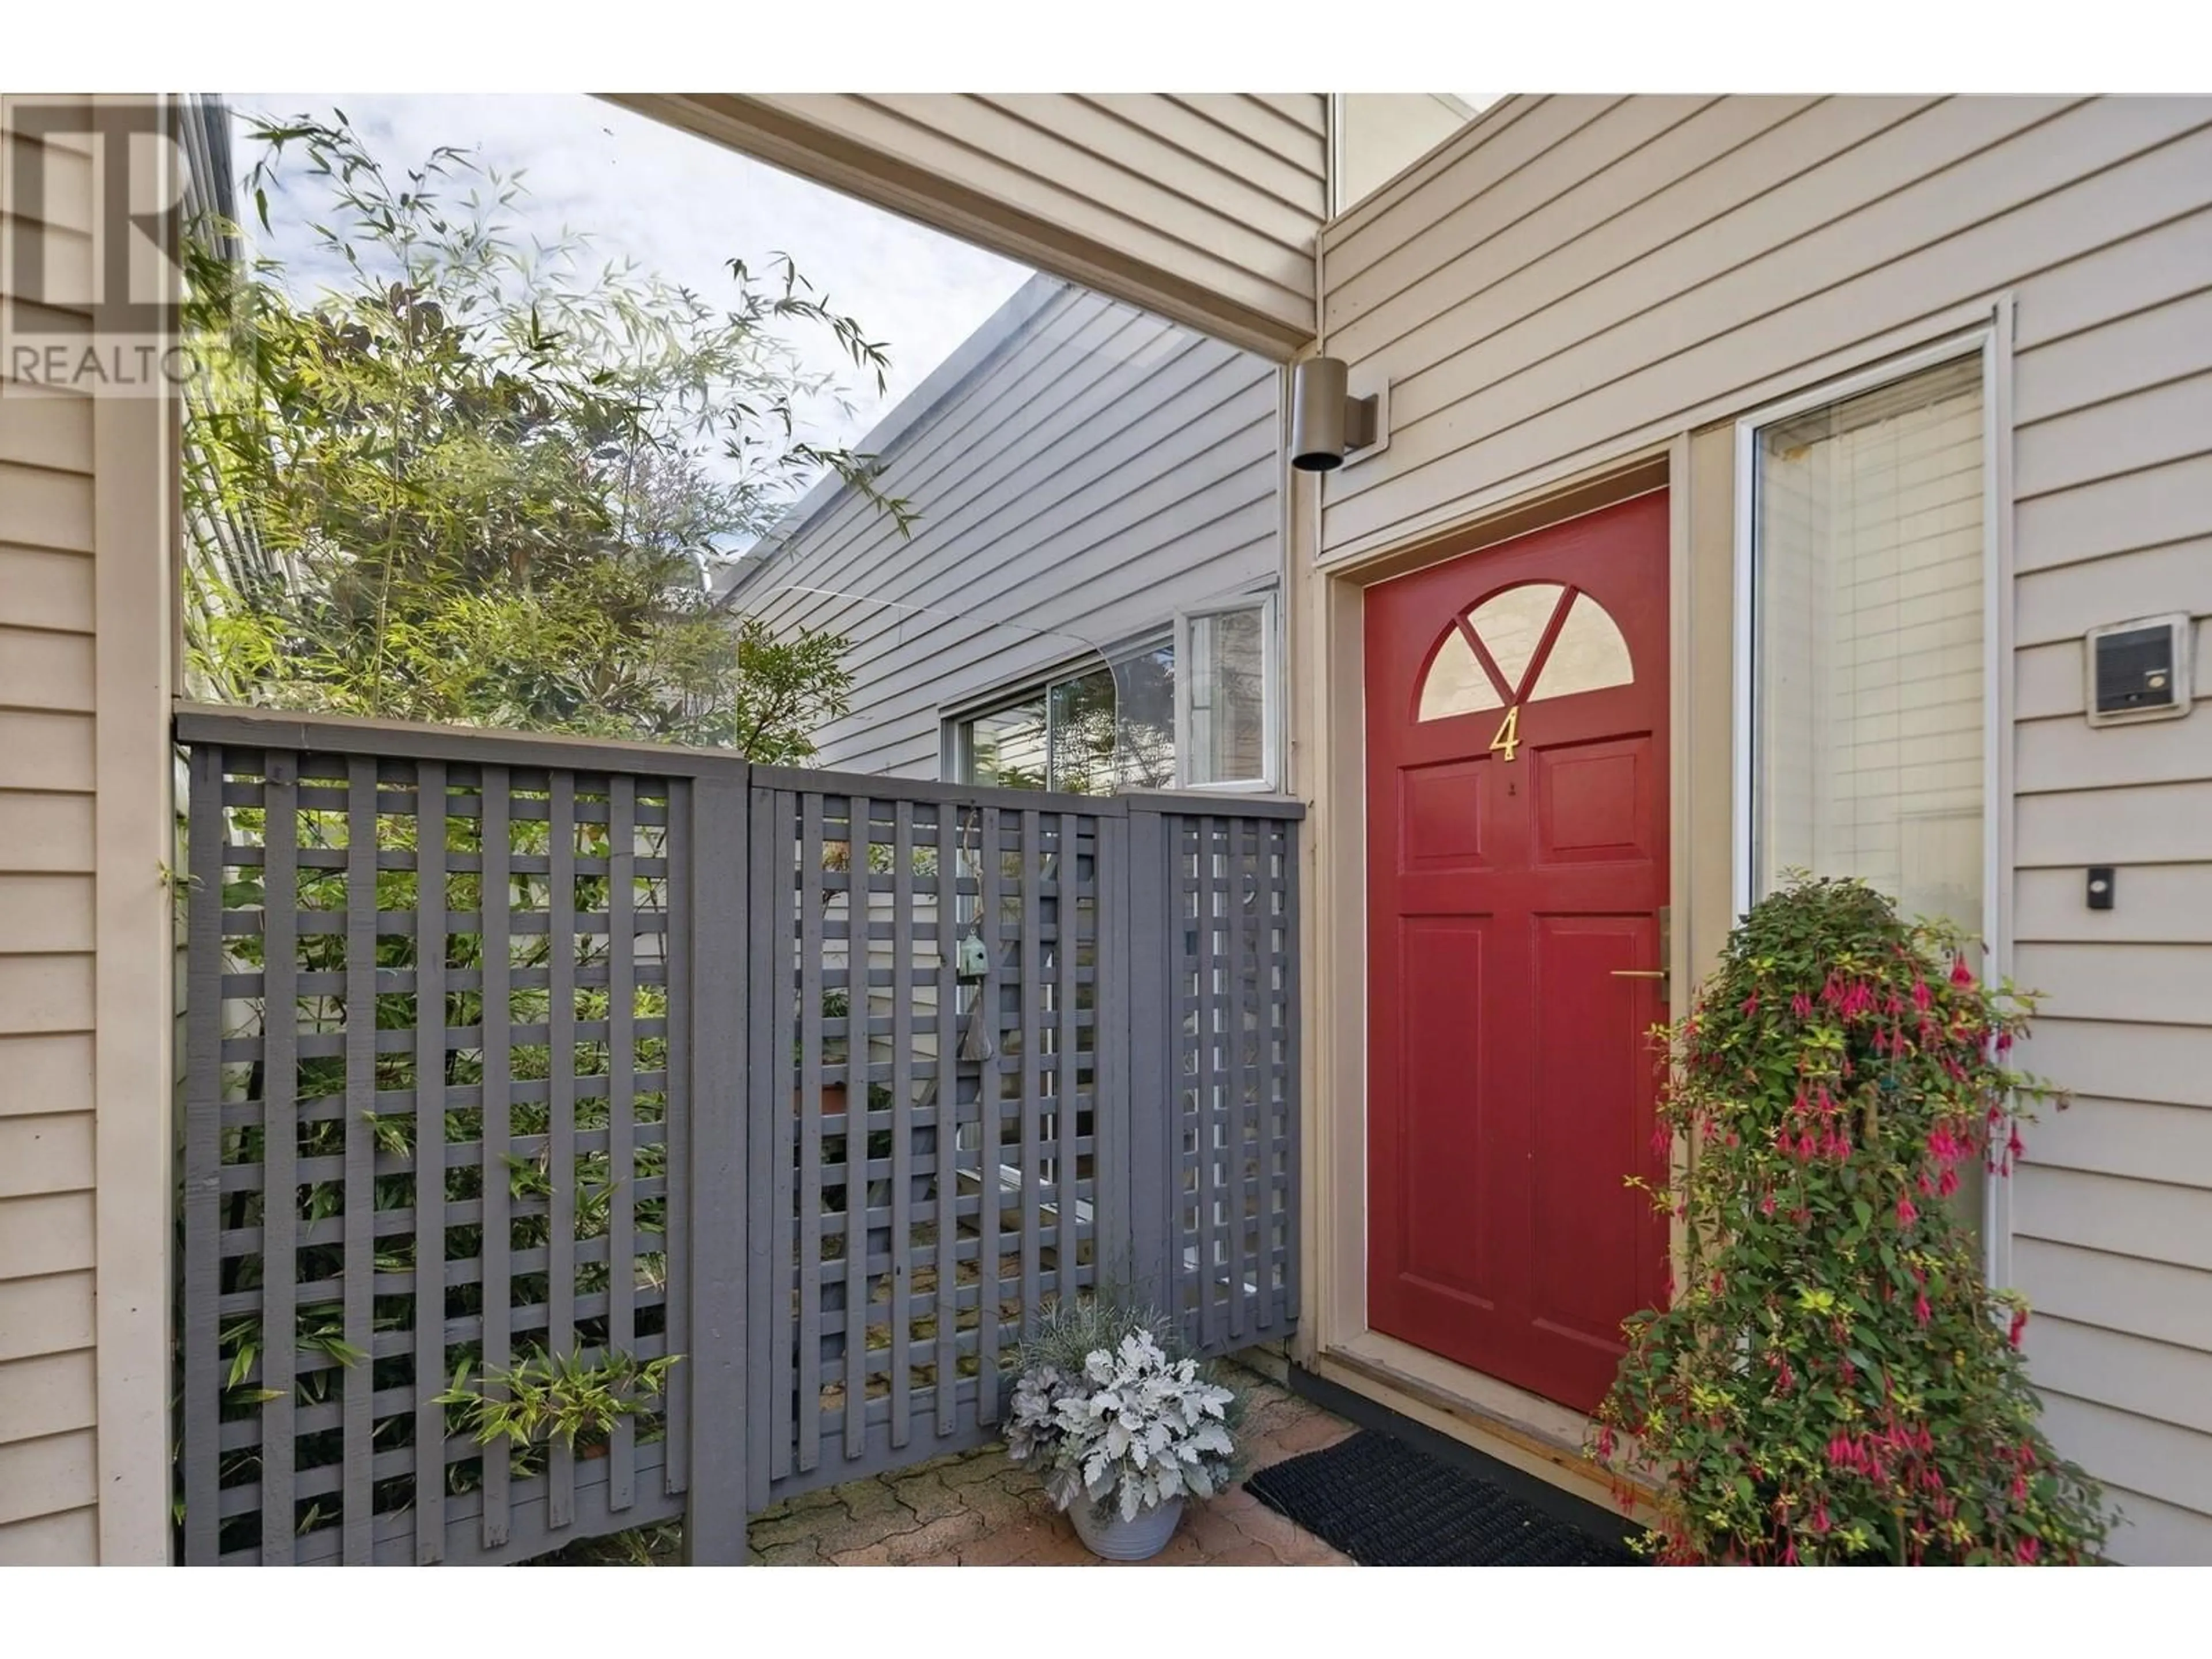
[2005, 174, 2212, 1565]
[616, 94, 1324, 356]
[1319, 93, 2212, 1562]
[741, 281, 1279, 779]
[0, 93, 100, 1563]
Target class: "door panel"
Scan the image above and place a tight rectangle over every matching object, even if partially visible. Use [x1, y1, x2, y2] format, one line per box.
[1396, 916, 1495, 1306]
[1529, 911, 1659, 1400]
[1365, 492, 1670, 1413]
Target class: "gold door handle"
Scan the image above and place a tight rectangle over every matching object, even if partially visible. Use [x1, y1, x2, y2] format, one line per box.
[1610, 969, 1666, 979]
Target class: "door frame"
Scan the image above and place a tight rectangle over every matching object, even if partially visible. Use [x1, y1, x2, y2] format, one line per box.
[1294, 442, 1723, 1400]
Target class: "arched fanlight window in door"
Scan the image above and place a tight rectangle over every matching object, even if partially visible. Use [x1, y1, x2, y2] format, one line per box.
[1416, 582, 1633, 722]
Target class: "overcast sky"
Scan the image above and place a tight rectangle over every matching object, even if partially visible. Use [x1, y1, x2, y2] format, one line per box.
[225, 92, 1034, 452]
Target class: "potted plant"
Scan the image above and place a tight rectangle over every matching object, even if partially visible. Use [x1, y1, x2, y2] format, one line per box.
[1004, 1297, 1241, 1562]
[1589, 876, 2113, 1565]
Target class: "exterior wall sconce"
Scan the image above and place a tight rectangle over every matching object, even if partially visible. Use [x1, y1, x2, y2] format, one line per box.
[1289, 356, 1381, 471]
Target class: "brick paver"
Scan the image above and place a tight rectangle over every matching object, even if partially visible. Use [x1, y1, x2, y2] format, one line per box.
[743, 1362, 1355, 1566]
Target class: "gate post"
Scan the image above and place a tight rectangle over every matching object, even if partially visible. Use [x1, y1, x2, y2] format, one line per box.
[683, 768, 749, 1563]
[1122, 804, 1176, 1321]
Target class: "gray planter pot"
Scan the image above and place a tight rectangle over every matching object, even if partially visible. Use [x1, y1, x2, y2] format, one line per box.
[1069, 1494, 1185, 1562]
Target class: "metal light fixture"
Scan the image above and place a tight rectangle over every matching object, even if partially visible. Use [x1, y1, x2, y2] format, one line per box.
[1289, 355, 1378, 471]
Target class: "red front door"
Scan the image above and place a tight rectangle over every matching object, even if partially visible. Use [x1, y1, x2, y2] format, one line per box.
[1365, 493, 1671, 1414]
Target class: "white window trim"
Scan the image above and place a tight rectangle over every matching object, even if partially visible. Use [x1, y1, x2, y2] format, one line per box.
[1729, 317, 2013, 1281]
[1175, 590, 1282, 794]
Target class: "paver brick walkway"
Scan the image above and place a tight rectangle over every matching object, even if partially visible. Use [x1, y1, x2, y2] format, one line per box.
[746, 1362, 1355, 1566]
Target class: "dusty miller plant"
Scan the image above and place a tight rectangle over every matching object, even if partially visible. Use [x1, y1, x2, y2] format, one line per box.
[1589, 876, 2113, 1565]
[1009, 1309, 1247, 1531]
[1006, 1330, 1238, 1523]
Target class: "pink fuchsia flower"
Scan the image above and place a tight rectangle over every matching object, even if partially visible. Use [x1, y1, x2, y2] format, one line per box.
[1896, 1194, 1918, 1228]
[1742, 993, 1760, 1017]
[1938, 1166, 1960, 1199]
[1594, 1424, 1616, 1460]
[1911, 978, 1933, 1012]
[1760, 1191, 1777, 1218]
[1810, 1502, 1830, 1535]
[1791, 991, 1812, 1018]
[2016, 1537, 2040, 1564]
[1782, 1539, 1800, 1566]
[2009, 1308, 2029, 1348]
[1952, 955, 1975, 987]
[1914, 1293, 1933, 1326]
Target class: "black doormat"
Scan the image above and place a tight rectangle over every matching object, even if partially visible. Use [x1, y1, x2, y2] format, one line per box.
[1245, 1430, 1639, 1567]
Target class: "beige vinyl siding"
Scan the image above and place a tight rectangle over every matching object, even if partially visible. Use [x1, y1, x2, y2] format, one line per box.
[1316, 93, 2212, 1563]
[0, 92, 174, 1566]
[1, 95, 103, 1565]
[734, 278, 1281, 779]
[611, 94, 1325, 358]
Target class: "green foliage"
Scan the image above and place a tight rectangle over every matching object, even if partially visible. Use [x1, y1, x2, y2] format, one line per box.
[1011, 1286, 1180, 1384]
[182, 110, 904, 757]
[435, 1350, 680, 1472]
[1590, 876, 2113, 1565]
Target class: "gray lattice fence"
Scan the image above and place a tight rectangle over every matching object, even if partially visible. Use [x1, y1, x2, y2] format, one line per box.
[177, 719, 711, 1566]
[175, 709, 1300, 1565]
[748, 776, 1110, 1502]
[1127, 806, 1304, 1357]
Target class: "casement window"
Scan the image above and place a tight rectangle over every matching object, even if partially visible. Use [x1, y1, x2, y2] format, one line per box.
[1738, 343, 1994, 937]
[1176, 593, 1278, 790]
[946, 593, 1279, 794]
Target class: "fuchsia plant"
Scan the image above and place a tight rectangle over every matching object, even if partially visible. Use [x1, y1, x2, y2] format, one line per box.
[1590, 877, 2113, 1565]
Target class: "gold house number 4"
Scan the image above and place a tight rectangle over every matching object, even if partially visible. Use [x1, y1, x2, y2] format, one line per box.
[1488, 704, 1521, 763]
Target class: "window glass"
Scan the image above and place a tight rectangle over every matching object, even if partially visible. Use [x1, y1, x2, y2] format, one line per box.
[1418, 627, 1498, 721]
[1186, 607, 1268, 785]
[1466, 582, 1563, 695]
[1751, 354, 1986, 935]
[1531, 593, 1633, 701]
[1416, 586, 1632, 721]
[1048, 662, 1120, 796]
[964, 694, 1047, 791]
[1109, 640, 1177, 790]
[952, 637, 1176, 795]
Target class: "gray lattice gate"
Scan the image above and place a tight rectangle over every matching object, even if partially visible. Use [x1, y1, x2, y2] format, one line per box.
[175, 709, 1300, 1565]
